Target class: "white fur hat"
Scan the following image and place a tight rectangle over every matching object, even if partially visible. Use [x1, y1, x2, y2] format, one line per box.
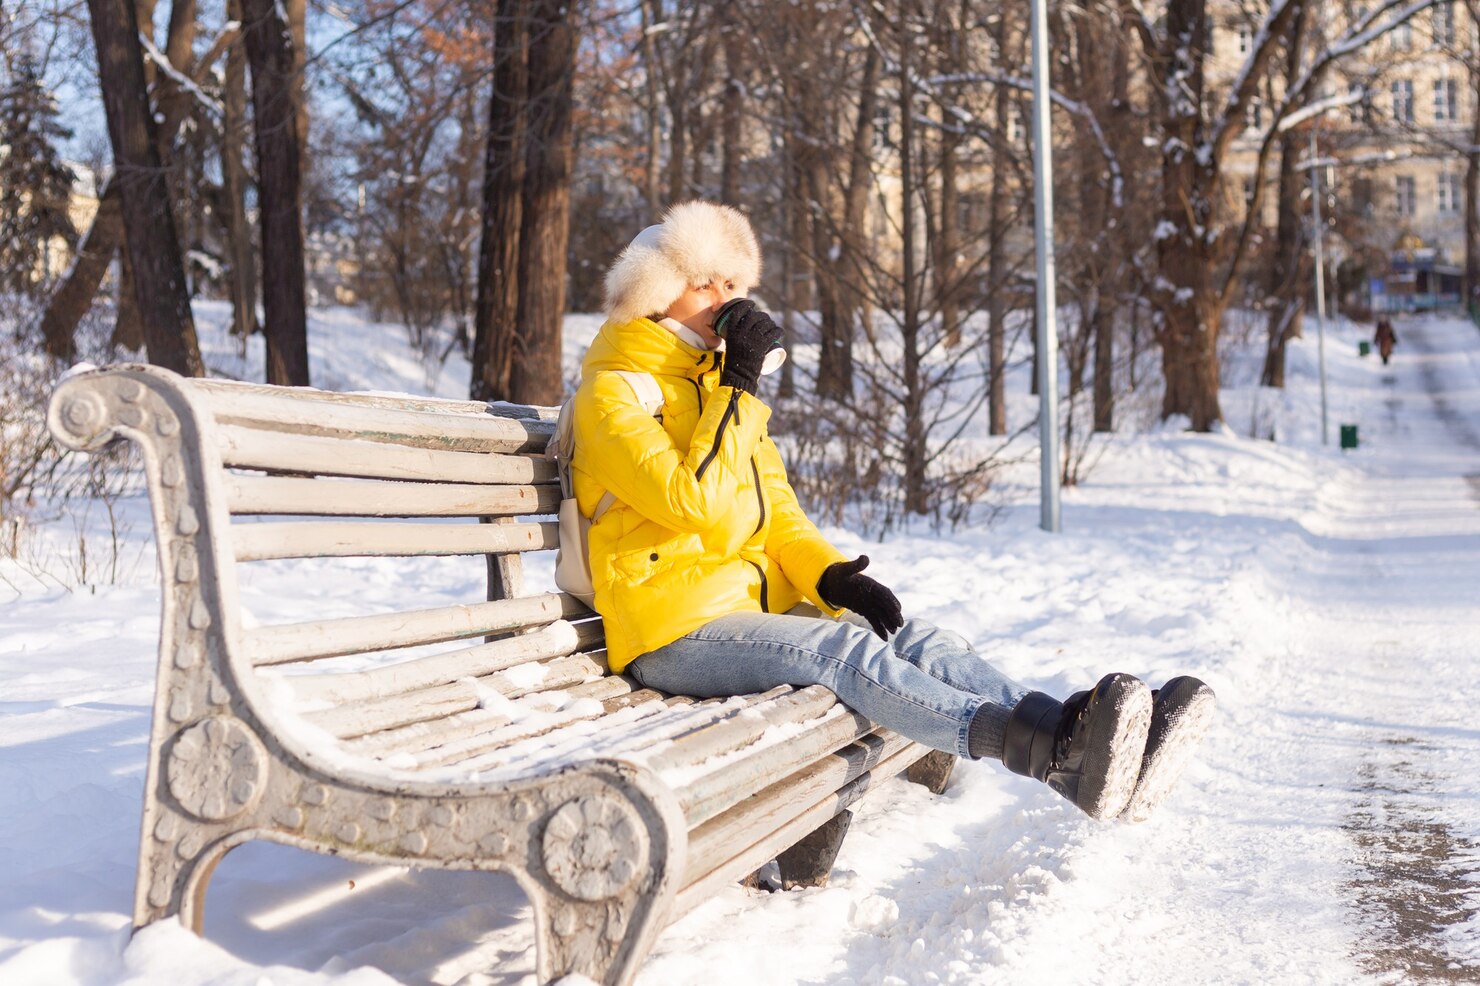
[603, 201, 762, 323]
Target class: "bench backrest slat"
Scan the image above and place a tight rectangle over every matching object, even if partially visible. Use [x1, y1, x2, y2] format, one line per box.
[224, 475, 561, 517]
[244, 592, 582, 666]
[200, 387, 551, 454]
[231, 519, 559, 562]
[219, 425, 556, 485]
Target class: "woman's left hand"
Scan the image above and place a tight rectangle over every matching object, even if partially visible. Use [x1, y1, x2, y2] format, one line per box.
[817, 555, 904, 639]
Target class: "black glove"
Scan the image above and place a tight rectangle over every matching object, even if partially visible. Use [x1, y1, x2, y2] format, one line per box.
[817, 555, 904, 640]
[716, 299, 783, 396]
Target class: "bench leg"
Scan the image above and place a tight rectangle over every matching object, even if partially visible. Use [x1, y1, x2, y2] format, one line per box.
[775, 809, 853, 890]
[528, 774, 686, 986]
[905, 750, 957, 795]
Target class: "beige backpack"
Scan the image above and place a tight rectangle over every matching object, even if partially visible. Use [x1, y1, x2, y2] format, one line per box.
[547, 371, 664, 608]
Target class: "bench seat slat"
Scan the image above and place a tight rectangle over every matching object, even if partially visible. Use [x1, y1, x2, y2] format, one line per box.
[225, 475, 560, 518]
[245, 592, 584, 666]
[286, 618, 603, 705]
[306, 652, 610, 739]
[340, 679, 662, 762]
[677, 734, 917, 906]
[644, 685, 841, 777]
[196, 385, 553, 454]
[219, 425, 557, 485]
[470, 688, 797, 777]
[233, 519, 560, 561]
[415, 681, 665, 770]
[422, 689, 675, 771]
[671, 707, 876, 827]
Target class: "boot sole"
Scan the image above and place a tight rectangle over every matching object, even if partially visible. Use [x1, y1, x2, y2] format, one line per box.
[1121, 677, 1216, 823]
[1075, 675, 1153, 820]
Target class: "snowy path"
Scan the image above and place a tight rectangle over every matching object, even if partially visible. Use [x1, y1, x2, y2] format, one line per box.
[3, 312, 1480, 985]
[1011, 316, 1480, 984]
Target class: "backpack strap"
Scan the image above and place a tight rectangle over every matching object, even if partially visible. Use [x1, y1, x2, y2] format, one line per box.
[612, 370, 664, 417]
[551, 371, 663, 515]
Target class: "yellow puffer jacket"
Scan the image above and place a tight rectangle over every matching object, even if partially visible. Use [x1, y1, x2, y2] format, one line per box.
[570, 316, 848, 671]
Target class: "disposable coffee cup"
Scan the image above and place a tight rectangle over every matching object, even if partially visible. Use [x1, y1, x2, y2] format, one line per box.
[713, 299, 788, 376]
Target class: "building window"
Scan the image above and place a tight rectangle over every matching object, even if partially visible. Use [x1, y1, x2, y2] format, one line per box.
[1237, 24, 1251, 53]
[1434, 78, 1458, 122]
[1348, 82, 1367, 123]
[1245, 98, 1264, 131]
[1396, 175, 1416, 217]
[1433, 2, 1456, 46]
[1391, 80, 1415, 124]
[1391, 20, 1412, 50]
[1243, 179, 1256, 206]
[1438, 173, 1460, 213]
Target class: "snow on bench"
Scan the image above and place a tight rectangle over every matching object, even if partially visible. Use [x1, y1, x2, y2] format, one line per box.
[47, 364, 955, 986]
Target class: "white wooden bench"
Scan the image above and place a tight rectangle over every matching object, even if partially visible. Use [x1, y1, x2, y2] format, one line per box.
[47, 364, 955, 985]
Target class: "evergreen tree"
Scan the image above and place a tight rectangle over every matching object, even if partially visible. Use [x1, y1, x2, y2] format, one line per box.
[0, 56, 78, 296]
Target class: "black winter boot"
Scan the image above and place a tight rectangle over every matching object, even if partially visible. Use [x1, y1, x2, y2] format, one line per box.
[1002, 674, 1152, 820]
[1120, 676, 1216, 823]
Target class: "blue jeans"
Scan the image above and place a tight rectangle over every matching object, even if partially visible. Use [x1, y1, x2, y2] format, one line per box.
[627, 606, 1031, 759]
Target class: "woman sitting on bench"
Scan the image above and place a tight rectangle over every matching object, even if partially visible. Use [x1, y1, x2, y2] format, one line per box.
[567, 200, 1214, 822]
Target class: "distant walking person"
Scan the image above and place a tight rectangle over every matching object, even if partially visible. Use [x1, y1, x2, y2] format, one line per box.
[1375, 319, 1398, 365]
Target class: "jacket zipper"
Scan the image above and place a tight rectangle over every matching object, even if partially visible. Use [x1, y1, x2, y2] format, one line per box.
[749, 456, 766, 536]
[695, 388, 740, 481]
[746, 558, 770, 612]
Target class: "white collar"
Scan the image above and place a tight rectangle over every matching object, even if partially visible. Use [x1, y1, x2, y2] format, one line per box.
[656, 316, 724, 353]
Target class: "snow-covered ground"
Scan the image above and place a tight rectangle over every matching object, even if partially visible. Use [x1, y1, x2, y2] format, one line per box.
[2, 304, 1478, 985]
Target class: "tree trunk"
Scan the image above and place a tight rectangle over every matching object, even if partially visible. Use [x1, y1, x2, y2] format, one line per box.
[1261, 136, 1309, 388]
[242, 0, 310, 386]
[471, 0, 528, 402]
[1467, 21, 1480, 320]
[39, 0, 207, 359]
[779, 135, 810, 400]
[1160, 305, 1222, 429]
[640, 0, 663, 218]
[41, 181, 121, 361]
[285, 0, 308, 152]
[719, 11, 743, 207]
[1092, 302, 1113, 431]
[899, 49, 927, 516]
[85, 0, 204, 376]
[807, 157, 852, 400]
[811, 48, 876, 402]
[666, 79, 688, 204]
[1155, 0, 1222, 429]
[223, 0, 260, 339]
[986, 17, 1011, 435]
[513, 0, 576, 406]
[1260, 6, 1312, 387]
[112, 251, 145, 350]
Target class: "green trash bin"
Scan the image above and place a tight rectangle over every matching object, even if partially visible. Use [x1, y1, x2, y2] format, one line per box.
[1358, 340, 1371, 357]
[1340, 424, 1359, 450]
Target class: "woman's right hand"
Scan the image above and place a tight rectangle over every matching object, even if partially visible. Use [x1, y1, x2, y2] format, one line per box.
[717, 300, 783, 395]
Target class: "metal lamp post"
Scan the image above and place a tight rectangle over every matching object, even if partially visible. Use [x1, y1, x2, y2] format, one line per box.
[1030, 0, 1061, 532]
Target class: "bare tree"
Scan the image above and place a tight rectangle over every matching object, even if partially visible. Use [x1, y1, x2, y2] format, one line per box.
[512, 0, 577, 405]
[223, 0, 259, 340]
[242, 0, 310, 385]
[472, 0, 528, 402]
[84, 0, 204, 375]
[41, 3, 234, 362]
